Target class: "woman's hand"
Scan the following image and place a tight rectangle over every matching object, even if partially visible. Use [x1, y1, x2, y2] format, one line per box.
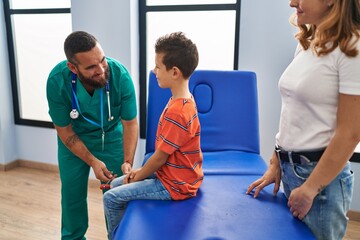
[246, 152, 281, 198]
[287, 184, 316, 220]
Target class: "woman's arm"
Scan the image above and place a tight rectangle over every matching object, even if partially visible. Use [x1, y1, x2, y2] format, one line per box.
[288, 93, 360, 219]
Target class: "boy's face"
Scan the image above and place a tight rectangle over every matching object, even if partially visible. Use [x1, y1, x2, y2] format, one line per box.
[153, 53, 172, 88]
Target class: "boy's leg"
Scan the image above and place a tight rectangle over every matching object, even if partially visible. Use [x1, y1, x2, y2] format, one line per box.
[103, 176, 171, 239]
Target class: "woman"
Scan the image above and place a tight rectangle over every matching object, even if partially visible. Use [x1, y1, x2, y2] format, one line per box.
[246, 0, 360, 239]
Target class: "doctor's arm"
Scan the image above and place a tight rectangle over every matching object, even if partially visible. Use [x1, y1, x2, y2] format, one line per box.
[121, 118, 139, 174]
[54, 123, 114, 182]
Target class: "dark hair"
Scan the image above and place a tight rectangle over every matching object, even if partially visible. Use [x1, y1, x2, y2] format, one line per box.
[155, 32, 199, 79]
[64, 31, 98, 64]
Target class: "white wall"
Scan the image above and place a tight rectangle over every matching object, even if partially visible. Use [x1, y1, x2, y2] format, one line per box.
[239, 0, 297, 161]
[0, 0, 359, 211]
[0, 0, 17, 165]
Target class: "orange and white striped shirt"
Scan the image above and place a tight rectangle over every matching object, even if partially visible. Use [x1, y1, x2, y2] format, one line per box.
[155, 97, 203, 200]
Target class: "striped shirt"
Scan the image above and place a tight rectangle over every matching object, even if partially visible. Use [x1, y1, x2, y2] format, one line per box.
[155, 97, 204, 200]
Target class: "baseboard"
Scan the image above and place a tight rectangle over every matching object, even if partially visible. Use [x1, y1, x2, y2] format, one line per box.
[0, 159, 59, 172]
[348, 210, 360, 222]
[1, 159, 101, 189]
[0, 159, 19, 171]
[19, 159, 59, 172]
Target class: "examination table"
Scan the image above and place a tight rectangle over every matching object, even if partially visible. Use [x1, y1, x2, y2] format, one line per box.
[113, 71, 315, 240]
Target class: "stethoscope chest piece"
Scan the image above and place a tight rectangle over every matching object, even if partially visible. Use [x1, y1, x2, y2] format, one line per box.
[70, 109, 79, 119]
[70, 73, 113, 122]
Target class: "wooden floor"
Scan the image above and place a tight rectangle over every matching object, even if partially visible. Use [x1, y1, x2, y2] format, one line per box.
[0, 167, 359, 240]
[0, 167, 107, 240]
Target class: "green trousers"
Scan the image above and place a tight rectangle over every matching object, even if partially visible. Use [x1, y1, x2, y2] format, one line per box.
[57, 133, 123, 240]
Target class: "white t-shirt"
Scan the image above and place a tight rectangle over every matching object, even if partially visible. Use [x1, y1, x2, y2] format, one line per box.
[276, 39, 360, 151]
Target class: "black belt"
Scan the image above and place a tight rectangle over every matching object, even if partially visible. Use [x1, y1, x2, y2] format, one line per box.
[350, 153, 360, 163]
[275, 145, 325, 164]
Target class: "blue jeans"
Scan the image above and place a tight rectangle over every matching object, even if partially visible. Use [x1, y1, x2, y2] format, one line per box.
[103, 174, 171, 240]
[281, 161, 354, 240]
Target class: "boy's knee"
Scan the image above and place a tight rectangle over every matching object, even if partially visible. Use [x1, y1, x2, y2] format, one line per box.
[103, 190, 115, 207]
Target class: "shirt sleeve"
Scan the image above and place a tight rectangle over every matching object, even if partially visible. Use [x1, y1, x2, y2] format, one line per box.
[109, 59, 137, 121]
[339, 40, 360, 95]
[119, 67, 137, 121]
[46, 65, 72, 127]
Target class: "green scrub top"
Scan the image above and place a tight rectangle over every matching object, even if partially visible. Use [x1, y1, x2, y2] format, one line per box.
[46, 57, 137, 162]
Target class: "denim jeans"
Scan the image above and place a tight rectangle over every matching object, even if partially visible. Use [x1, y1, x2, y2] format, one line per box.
[103, 174, 171, 240]
[281, 161, 354, 240]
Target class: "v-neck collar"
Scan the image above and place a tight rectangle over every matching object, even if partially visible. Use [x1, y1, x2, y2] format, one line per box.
[76, 80, 101, 106]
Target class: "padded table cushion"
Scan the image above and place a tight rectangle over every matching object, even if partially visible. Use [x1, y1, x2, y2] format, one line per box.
[143, 150, 268, 175]
[146, 70, 261, 155]
[113, 175, 315, 240]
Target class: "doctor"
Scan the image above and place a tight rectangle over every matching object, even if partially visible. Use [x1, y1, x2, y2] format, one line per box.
[46, 31, 138, 240]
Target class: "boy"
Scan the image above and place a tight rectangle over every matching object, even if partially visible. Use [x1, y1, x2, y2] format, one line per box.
[103, 32, 203, 239]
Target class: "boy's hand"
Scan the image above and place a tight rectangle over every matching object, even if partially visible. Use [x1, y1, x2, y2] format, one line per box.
[123, 168, 143, 184]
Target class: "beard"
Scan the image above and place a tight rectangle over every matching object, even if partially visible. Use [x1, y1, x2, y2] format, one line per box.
[77, 66, 110, 89]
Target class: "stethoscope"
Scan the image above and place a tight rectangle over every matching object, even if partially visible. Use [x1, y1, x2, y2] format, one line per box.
[70, 73, 114, 150]
[70, 73, 114, 121]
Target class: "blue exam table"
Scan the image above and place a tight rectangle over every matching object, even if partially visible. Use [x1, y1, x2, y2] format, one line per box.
[113, 175, 315, 240]
[113, 70, 315, 240]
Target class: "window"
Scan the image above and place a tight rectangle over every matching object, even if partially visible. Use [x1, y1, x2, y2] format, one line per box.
[3, 0, 71, 128]
[139, 0, 241, 138]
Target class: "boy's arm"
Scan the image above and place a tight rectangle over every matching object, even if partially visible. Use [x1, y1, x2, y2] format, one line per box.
[125, 149, 169, 183]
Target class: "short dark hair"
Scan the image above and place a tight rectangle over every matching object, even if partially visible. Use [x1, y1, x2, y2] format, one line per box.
[155, 32, 199, 79]
[64, 31, 98, 64]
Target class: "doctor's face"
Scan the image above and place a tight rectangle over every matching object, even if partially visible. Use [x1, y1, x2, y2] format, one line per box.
[72, 43, 110, 89]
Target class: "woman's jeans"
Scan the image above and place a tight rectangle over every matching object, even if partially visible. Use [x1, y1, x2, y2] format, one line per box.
[281, 161, 354, 240]
[103, 174, 171, 240]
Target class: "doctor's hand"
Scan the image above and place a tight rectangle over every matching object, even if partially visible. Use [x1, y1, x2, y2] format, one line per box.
[90, 159, 113, 182]
[246, 154, 281, 198]
[121, 162, 132, 175]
